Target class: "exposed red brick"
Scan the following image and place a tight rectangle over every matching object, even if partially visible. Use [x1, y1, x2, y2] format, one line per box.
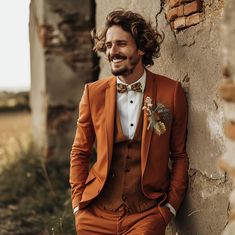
[181, 0, 194, 3]
[38, 24, 54, 47]
[166, 4, 185, 21]
[47, 106, 74, 133]
[169, 0, 193, 7]
[184, 0, 203, 16]
[178, 5, 184, 16]
[170, 21, 175, 29]
[174, 16, 186, 29]
[169, 0, 181, 8]
[224, 122, 235, 140]
[219, 80, 235, 102]
[166, 7, 178, 21]
[185, 13, 203, 27]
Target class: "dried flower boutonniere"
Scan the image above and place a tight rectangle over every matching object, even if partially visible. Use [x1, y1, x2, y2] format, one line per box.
[142, 96, 171, 136]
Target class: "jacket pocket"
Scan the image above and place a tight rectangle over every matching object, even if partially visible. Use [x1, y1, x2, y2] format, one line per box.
[85, 169, 96, 185]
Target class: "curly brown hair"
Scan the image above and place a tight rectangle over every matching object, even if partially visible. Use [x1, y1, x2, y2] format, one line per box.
[91, 9, 164, 67]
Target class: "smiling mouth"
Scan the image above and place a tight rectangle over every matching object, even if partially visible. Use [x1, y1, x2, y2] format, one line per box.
[112, 58, 125, 63]
[109, 54, 127, 63]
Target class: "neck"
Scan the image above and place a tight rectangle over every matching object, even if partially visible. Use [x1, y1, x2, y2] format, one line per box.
[118, 64, 145, 85]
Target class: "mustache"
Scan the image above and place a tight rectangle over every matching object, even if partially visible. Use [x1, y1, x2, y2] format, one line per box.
[108, 54, 127, 61]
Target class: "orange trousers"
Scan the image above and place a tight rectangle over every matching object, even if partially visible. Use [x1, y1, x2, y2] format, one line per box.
[75, 203, 167, 235]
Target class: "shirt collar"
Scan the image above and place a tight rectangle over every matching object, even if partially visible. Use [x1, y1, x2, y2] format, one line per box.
[116, 69, 146, 93]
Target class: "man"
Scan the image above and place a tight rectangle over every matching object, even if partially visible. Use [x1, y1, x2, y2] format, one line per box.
[70, 9, 188, 235]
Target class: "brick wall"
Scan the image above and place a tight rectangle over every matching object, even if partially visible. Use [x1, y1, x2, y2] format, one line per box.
[165, 0, 204, 30]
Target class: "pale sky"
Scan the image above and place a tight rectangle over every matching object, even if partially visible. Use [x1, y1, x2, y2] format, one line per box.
[0, 0, 30, 91]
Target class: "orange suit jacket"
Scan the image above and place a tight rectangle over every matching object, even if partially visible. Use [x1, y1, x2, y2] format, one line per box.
[70, 69, 188, 222]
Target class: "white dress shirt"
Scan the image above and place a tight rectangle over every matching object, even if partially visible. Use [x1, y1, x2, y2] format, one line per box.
[116, 70, 146, 140]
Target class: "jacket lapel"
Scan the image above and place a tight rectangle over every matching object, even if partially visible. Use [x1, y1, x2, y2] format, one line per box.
[105, 77, 116, 170]
[141, 70, 157, 176]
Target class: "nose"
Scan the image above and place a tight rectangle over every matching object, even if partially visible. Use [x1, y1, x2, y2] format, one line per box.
[109, 44, 118, 56]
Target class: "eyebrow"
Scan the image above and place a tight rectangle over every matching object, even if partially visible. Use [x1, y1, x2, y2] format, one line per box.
[105, 40, 127, 44]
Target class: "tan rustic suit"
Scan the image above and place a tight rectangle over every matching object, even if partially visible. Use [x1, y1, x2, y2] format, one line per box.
[70, 69, 188, 234]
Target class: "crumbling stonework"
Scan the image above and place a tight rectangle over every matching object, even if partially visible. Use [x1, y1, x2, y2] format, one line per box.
[166, 0, 204, 30]
[95, 0, 229, 234]
[29, 0, 98, 161]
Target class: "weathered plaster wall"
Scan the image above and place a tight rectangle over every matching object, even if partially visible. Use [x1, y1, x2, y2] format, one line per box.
[95, 0, 230, 234]
[218, 0, 235, 234]
[30, 0, 97, 161]
[29, 0, 47, 152]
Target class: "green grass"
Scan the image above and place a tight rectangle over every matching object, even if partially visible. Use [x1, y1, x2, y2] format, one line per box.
[0, 144, 76, 235]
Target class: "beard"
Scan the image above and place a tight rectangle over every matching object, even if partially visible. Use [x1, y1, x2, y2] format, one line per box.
[111, 66, 130, 76]
[109, 53, 140, 76]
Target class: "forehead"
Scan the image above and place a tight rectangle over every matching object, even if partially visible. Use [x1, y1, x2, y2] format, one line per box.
[105, 25, 134, 42]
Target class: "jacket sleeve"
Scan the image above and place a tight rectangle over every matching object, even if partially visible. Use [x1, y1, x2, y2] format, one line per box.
[69, 84, 95, 209]
[167, 81, 189, 212]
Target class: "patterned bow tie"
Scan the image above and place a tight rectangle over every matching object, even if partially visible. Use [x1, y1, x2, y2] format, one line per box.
[117, 82, 142, 93]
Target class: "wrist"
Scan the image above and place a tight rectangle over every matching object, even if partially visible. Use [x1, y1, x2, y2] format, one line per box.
[73, 206, 79, 214]
[165, 203, 176, 216]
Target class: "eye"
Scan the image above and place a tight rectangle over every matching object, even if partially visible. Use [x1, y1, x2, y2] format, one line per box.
[105, 43, 112, 49]
[117, 41, 127, 47]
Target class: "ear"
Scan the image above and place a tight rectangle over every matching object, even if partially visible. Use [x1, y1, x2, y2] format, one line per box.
[138, 49, 144, 56]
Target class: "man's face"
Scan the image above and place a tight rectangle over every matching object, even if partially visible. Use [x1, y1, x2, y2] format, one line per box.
[105, 25, 144, 77]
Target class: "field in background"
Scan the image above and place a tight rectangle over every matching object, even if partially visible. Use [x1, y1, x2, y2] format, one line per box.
[0, 111, 31, 171]
[0, 99, 75, 234]
[0, 91, 75, 235]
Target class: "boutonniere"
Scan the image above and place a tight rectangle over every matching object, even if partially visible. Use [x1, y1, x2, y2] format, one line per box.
[142, 96, 171, 136]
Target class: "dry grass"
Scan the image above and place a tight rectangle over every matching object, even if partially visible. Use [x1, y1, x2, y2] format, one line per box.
[0, 144, 75, 235]
[0, 111, 75, 235]
[0, 111, 31, 171]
